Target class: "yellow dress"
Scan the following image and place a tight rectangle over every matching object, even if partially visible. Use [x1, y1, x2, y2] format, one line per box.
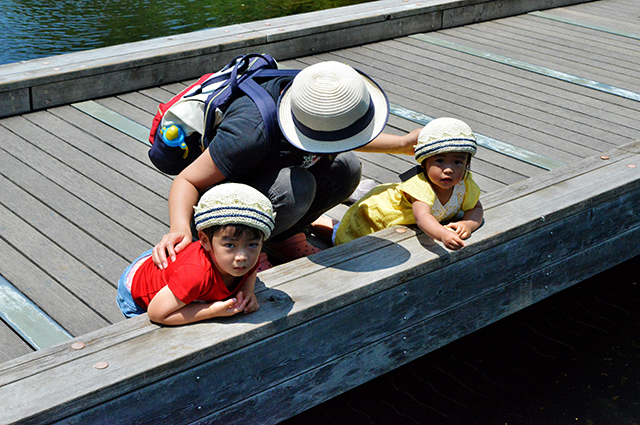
[334, 171, 481, 245]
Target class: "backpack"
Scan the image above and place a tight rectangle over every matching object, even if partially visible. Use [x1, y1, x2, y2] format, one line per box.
[148, 53, 299, 175]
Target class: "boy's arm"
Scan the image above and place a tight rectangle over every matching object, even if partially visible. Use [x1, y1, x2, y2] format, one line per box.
[445, 200, 483, 239]
[147, 286, 249, 325]
[413, 200, 465, 250]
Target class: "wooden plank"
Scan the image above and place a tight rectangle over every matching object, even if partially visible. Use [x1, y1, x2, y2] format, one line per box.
[463, 16, 640, 88]
[396, 34, 640, 125]
[0, 203, 123, 325]
[0, 139, 153, 262]
[539, 4, 640, 32]
[0, 315, 153, 388]
[433, 26, 640, 96]
[481, 141, 640, 209]
[382, 36, 639, 143]
[47, 105, 165, 174]
[0, 114, 169, 246]
[0, 174, 129, 285]
[93, 97, 155, 129]
[0, 322, 33, 364]
[0, 87, 30, 116]
[400, 35, 634, 150]
[115, 91, 165, 117]
[0, 230, 112, 337]
[205, 223, 640, 425]
[2, 143, 639, 424]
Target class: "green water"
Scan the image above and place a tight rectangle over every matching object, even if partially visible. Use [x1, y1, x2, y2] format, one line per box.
[0, 0, 372, 65]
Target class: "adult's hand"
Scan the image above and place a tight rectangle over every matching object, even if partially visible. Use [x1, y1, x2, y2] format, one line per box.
[152, 231, 192, 269]
[153, 147, 227, 269]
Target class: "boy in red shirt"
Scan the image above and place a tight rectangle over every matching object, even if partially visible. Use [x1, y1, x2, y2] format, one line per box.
[116, 183, 275, 325]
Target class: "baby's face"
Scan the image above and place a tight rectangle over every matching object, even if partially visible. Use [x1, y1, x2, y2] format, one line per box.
[424, 152, 469, 192]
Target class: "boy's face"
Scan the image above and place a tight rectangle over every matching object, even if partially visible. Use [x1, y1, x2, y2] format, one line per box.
[200, 227, 263, 280]
[423, 152, 469, 193]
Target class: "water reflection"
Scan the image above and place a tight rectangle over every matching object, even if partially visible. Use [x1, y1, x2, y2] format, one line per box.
[0, 0, 371, 65]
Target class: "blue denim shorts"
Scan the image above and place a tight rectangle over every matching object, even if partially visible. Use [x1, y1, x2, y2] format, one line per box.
[116, 249, 152, 318]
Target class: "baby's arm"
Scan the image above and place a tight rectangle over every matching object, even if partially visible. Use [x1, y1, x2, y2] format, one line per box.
[445, 200, 484, 239]
[147, 286, 249, 325]
[413, 201, 465, 250]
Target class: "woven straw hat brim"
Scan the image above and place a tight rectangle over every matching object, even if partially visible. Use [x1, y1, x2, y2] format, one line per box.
[278, 71, 389, 154]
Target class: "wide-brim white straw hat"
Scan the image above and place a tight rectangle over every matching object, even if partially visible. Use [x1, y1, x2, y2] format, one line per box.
[278, 61, 389, 153]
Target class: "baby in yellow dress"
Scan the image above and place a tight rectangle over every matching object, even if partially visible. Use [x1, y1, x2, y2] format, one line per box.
[314, 117, 484, 250]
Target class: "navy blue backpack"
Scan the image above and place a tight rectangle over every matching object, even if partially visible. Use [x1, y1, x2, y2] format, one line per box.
[148, 53, 299, 175]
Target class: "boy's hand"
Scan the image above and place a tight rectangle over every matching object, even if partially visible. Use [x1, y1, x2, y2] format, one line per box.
[242, 291, 260, 314]
[212, 292, 249, 317]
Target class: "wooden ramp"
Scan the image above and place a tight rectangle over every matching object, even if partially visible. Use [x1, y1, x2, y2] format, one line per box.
[1, 0, 640, 422]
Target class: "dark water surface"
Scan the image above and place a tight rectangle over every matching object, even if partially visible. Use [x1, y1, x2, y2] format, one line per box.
[283, 257, 640, 425]
[0, 0, 371, 66]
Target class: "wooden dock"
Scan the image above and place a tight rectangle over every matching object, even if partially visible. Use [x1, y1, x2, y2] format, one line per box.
[1, 0, 640, 422]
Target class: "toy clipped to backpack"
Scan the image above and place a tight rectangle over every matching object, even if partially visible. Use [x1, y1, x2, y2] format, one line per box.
[160, 125, 188, 158]
[149, 123, 201, 175]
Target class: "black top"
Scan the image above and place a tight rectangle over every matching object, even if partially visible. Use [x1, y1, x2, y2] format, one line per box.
[209, 76, 325, 181]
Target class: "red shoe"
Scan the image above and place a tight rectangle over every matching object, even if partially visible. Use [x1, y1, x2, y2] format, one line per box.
[266, 232, 322, 262]
[257, 252, 274, 273]
[310, 215, 338, 242]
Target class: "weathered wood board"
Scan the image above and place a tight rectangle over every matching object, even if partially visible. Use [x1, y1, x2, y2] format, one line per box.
[2, 141, 639, 424]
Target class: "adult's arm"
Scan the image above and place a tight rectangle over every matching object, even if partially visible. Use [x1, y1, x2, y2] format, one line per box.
[356, 129, 421, 155]
[152, 151, 227, 269]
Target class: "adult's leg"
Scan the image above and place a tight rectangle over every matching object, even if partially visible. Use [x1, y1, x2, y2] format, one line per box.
[242, 166, 316, 241]
[284, 151, 361, 237]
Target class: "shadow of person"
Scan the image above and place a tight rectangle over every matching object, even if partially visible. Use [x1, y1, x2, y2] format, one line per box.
[415, 231, 450, 256]
[305, 234, 413, 272]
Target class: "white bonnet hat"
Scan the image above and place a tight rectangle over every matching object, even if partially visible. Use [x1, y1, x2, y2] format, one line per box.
[278, 61, 389, 153]
[193, 183, 276, 239]
[414, 117, 477, 164]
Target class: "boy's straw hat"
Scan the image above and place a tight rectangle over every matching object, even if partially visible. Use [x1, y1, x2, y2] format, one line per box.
[194, 183, 275, 239]
[278, 61, 389, 154]
[414, 117, 477, 164]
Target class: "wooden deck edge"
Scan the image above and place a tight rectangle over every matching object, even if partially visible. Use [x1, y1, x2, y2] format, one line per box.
[0, 0, 591, 118]
[2, 143, 639, 424]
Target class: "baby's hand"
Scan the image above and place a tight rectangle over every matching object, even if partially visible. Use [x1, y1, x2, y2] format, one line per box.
[445, 222, 472, 239]
[439, 228, 465, 250]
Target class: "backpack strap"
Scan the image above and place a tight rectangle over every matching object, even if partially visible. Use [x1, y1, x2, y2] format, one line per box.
[238, 69, 300, 142]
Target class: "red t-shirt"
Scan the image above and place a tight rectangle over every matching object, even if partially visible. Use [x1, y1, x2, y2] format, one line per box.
[131, 242, 257, 309]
